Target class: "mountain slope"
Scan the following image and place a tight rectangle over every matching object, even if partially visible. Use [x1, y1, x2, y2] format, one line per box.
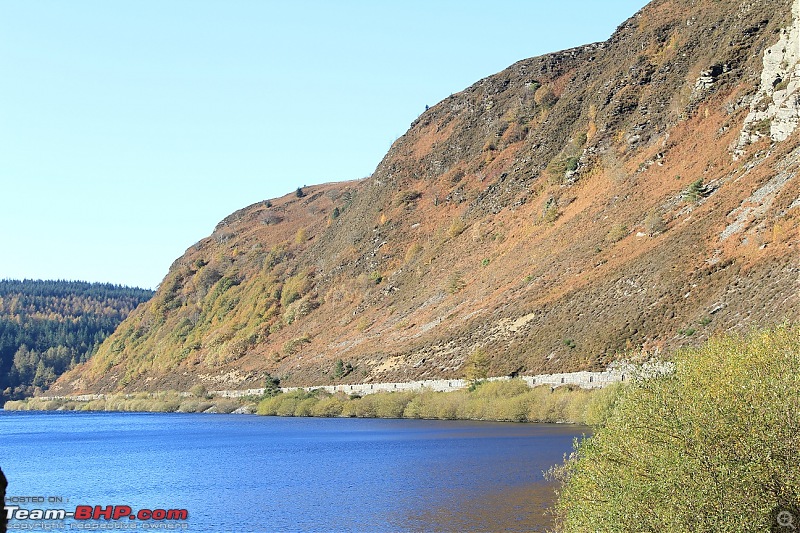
[52, 0, 800, 394]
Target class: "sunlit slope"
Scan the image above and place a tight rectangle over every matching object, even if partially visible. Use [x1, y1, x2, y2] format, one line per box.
[52, 0, 800, 394]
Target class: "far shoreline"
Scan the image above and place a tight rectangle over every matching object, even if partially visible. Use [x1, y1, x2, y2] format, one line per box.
[4, 377, 618, 426]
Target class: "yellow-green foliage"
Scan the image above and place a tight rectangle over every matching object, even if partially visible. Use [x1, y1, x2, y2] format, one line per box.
[448, 218, 467, 238]
[403, 389, 465, 420]
[310, 395, 345, 417]
[464, 348, 490, 382]
[581, 382, 622, 426]
[4, 391, 252, 415]
[85, 261, 289, 380]
[375, 391, 415, 418]
[280, 272, 311, 307]
[8, 378, 616, 427]
[400, 380, 598, 423]
[250, 379, 606, 424]
[553, 325, 800, 532]
[256, 390, 313, 415]
[605, 223, 628, 243]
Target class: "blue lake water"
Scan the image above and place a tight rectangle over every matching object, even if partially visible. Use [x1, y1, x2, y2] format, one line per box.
[0, 411, 587, 532]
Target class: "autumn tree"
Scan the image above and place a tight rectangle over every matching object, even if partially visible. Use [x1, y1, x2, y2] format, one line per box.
[464, 348, 490, 383]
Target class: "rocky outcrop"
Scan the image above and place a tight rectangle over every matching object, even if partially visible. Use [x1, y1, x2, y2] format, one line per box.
[737, 0, 800, 153]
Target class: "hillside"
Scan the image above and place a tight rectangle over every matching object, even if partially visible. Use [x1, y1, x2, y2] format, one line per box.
[0, 280, 153, 400]
[51, 0, 800, 395]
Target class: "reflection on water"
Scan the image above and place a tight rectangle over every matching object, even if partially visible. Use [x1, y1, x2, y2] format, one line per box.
[410, 480, 560, 532]
[0, 411, 586, 532]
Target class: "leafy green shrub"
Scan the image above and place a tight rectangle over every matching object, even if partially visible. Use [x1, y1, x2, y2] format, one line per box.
[553, 326, 800, 532]
[565, 157, 579, 172]
[333, 359, 353, 379]
[343, 395, 378, 418]
[275, 397, 300, 416]
[526, 385, 586, 423]
[154, 399, 181, 413]
[547, 156, 579, 179]
[426, 391, 463, 419]
[582, 383, 622, 426]
[684, 178, 706, 203]
[178, 400, 213, 413]
[262, 374, 281, 397]
[403, 390, 464, 420]
[212, 399, 240, 414]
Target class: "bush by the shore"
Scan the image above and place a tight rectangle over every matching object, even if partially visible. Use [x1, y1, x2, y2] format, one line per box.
[256, 379, 620, 424]
[5, 379, 619, 425]
[551, 325, 800, 531]
[3, 390, 251, 414]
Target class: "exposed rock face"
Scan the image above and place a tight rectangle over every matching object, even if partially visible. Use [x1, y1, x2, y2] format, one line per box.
[738, 0, 800, 152]
[49, 0, 800, 395]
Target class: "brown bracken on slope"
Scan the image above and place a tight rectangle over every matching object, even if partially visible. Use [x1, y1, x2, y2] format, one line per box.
[51, 0, 800, 394]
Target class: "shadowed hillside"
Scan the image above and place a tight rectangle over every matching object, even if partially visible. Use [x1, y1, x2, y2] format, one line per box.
[51, 0, 800, 395]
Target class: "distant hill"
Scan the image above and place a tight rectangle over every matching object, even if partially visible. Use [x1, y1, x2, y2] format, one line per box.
[0, 280, 153, 400]
[51, 0, 800, 395]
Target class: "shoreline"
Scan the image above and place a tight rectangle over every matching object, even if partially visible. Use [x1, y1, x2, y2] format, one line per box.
[4, 378, 620, 426]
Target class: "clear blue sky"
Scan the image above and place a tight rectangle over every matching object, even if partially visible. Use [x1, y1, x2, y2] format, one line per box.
[0, 0, 649, 289]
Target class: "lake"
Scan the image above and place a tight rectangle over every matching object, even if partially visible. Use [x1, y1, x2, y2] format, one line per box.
[0, 411, 587, 532]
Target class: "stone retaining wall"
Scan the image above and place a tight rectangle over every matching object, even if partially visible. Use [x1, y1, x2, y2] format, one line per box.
[211, 369, 627, 398]
[37, 369, 629, 402]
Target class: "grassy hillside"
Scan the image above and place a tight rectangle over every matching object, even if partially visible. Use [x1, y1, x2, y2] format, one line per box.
[0, 280, 153, 400]
[51, 0, 800, 395]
